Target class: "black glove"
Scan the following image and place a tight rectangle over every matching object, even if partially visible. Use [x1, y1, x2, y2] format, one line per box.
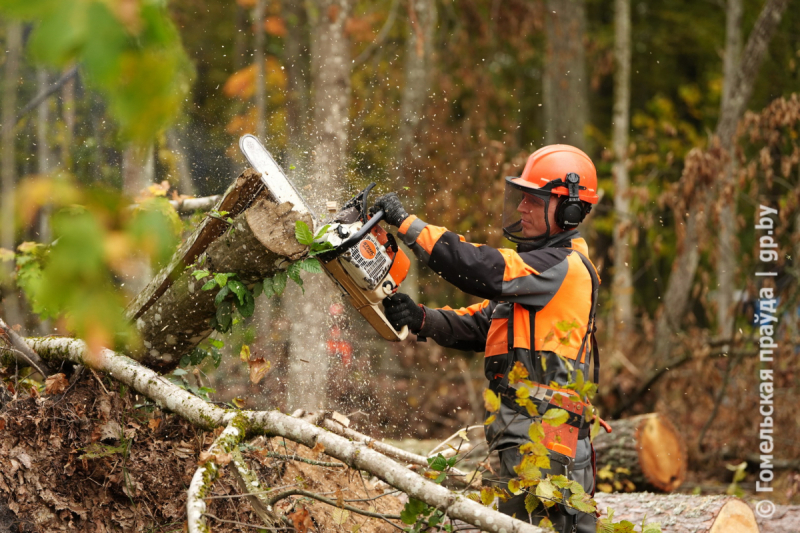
[383, 293, 424, 333]
[370, 193, 409, 227]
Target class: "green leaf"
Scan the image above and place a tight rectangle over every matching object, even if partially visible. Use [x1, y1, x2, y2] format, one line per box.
[237, 292, 255, 318]
[427, 454, 448, 472]
[308, 241, 335, 257]
[535, 478, 560, 507]
[262, 277, 275, 298]
[434, 472, 446, 484]
[227, 279, 248, 306]
[568, 493, 596, 514]
[214, 273, 231, 288]
[192, 269, 210, 280]
[543, 408, 570, 427]
[215, 284, 231, 307]
[313, 224, 331, 240]
[400, 498, 428, 525]
[252, 281, 263, 298]
[209, 338, 224, 349]
[273, 271, 288, 296]
[216, 300, 233, 332]
[295, 220, 315, 245]
[201, 279, 217, 291]
[287, 263, 304, 292]
[524, 493, 540, 514]
[299, 258, 323, 274]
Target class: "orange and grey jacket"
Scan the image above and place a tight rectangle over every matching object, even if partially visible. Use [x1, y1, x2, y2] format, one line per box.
[397, 215, 600, 454]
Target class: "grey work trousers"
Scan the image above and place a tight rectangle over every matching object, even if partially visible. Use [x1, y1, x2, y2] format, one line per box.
[496, 446, 597, 533]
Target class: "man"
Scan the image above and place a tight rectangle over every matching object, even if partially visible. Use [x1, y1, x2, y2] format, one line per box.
[372, 145, 601, 532]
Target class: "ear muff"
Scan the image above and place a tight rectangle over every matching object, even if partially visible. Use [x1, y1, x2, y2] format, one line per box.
[555, 172, 586, 230]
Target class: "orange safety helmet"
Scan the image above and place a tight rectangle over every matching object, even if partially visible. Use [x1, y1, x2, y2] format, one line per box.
[502, 145, 598, 246]
[509, 145, 599, 204]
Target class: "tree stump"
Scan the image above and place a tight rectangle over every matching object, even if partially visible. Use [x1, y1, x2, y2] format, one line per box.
[594, 413, 687, 492]
[595, 492, 759, 532]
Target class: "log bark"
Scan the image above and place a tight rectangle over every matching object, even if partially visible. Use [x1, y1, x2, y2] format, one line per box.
[125, 168, 311, 372]
[594, 492, 758, 533]
[593, 413, 687, 492]
[754, 503, 800, 533]
[0, 318, 54, 376]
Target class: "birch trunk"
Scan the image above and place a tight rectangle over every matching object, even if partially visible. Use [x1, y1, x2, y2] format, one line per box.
[1, 22, 22, 330]
[36, 69, 53, 244]
[543, 0, 588, 149]
[285, 0, 352, 411]
[611, 0, 633, 337]
[650, 0, 788, 365]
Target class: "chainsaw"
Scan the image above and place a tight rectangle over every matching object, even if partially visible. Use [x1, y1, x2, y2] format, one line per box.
[239, 134, 410, 341]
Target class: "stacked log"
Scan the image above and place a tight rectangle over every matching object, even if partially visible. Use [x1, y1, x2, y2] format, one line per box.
[594, 413, 687, 492]
[594, 492, 759, 532]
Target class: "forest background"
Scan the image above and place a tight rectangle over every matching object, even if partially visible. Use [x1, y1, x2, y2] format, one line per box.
[0, 0, 799, 505]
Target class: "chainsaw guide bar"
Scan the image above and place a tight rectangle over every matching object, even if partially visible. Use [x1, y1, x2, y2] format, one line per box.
[239, 134, 409, 342]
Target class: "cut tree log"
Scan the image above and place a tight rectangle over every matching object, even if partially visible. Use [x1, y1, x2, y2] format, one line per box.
[753, 502, 800, 533]
[594, 413, 687, 492]
[594, 492, 759, 533]
[125, 168, 311, 372]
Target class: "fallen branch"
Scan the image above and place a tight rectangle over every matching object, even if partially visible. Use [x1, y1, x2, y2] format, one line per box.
[0, 318, 54, 376]
[263, 488, 401, 520]
[169, 195, 222, 215]
[24, 335, 549, 533]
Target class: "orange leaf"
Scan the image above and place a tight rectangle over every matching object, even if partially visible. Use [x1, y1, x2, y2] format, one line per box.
[248, 357, 272, 384]
[45, 373, 69, 395]
[288, 506, 315, 533]
[264, 16, 286, 37]
[148, 418, 161, 431]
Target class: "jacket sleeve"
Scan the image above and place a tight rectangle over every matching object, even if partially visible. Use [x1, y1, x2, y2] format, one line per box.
[397, 215, 570, 308]
[418, 300, 495, 352]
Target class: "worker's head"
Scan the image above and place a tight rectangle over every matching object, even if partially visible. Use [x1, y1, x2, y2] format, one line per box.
[502, 145, 598, 247]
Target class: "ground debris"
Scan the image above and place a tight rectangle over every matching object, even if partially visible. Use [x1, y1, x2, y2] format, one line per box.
[0, 372, 403, 532]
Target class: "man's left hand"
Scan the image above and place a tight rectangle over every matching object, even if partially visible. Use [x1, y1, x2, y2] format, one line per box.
[370, 193, 409, 227]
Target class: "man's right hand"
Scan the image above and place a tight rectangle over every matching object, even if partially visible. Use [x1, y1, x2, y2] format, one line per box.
[382, 293, 424, 333]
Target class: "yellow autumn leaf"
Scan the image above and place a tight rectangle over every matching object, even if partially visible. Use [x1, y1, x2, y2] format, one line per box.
[507, 478, 521, 495]
[483, 388, 501, 413]
[507, 361, 529, 384]
[528, 421, 546, 443]
[484, 414, 496, 426]
[240, 344, 251, 362]
[543, 408, 569, 427]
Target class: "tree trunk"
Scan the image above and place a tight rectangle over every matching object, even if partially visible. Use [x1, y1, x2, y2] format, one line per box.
[166, 127, 196, 196]
[1, 22, 22, 330]
[593, 413, 687, 492]
[283, 0, 310, 173]
[36, 68, 54, 244]
[611, 0, 633, 337]
[594, 492, 758, 532]
[122, 143, 155, 197]
[285, 0, 352, 411]
[125, 168, 311, 372]
[253, 0, 266, 141]
[61, 65, 76, 172]
[396, 0, 436, 177]
[716, 0, 746, 341]
[543, 0, 588, 149]
[650, 0, 788, 367]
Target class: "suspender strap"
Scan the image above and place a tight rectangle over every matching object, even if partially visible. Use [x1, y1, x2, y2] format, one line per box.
[573, 251, 600, 384]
